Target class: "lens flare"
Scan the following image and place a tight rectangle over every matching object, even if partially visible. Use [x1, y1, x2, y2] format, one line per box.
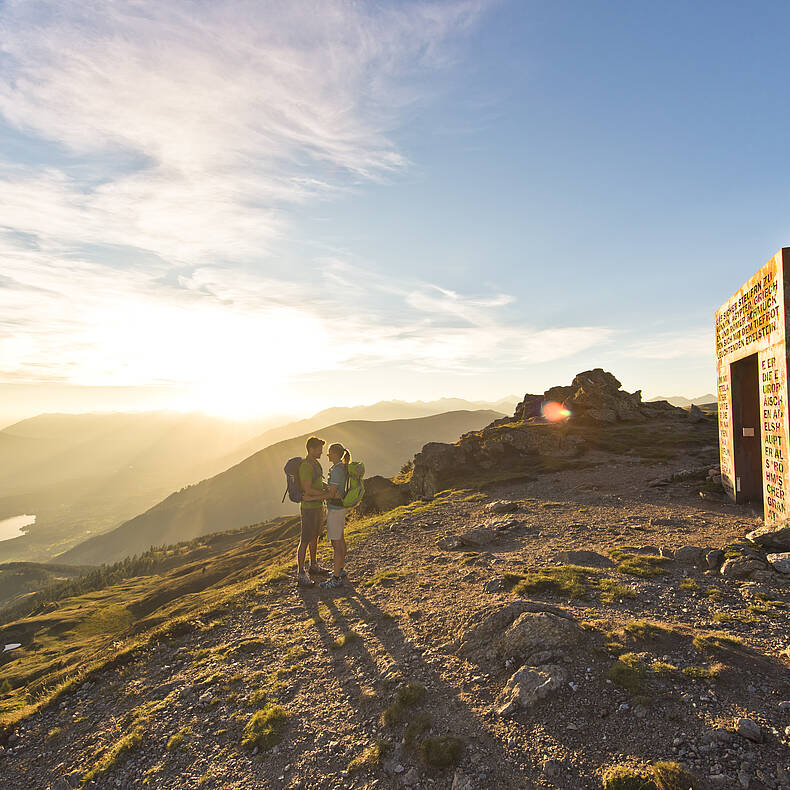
[542, 401, 571, 423]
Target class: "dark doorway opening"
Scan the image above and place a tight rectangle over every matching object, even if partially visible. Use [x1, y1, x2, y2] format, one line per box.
[731, 353, 763, 504]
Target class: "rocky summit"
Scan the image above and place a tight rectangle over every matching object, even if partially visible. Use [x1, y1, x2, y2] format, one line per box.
[2, 370, 790, 790]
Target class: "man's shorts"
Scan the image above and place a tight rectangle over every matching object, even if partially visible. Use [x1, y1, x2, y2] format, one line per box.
[326, 507, 348, 541]
[300, 507, 323, 542]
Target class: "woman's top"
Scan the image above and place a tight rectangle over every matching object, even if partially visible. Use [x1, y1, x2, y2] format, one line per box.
[327, 461, 348, 510]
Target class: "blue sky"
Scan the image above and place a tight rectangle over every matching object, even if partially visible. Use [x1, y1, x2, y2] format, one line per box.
[1, 0, 788, 421]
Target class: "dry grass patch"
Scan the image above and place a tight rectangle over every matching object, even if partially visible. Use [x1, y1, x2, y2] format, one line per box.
[347, 739, 391, 772]
[331, 631, 359, 650]
[418, 735, 464, 769]
[241, 704, 289, 750]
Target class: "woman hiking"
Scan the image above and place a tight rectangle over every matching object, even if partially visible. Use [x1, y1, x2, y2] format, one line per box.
[319, 442, 351, 590]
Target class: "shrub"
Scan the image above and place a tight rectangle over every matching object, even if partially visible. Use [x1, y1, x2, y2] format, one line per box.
[347, 739, 391, 772]
[651, 761, 703, 790]
[601, 765, 656, 790]
[608, 657, 645, 693]
[418, 735, 464, 768]
[241, 704, 289, 749]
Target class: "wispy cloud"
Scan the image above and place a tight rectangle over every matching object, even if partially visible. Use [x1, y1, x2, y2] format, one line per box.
[0, 0, 620, 410]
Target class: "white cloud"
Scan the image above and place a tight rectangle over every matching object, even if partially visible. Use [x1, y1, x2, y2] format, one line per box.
[0, 0, 619, 411]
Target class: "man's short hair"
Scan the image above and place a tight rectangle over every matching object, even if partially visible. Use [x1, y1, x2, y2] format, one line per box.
[306, 436, 325, 452]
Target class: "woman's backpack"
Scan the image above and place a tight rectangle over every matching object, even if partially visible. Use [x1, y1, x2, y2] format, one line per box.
[341, 461, 366, 508]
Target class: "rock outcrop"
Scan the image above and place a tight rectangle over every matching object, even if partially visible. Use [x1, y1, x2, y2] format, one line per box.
[408, 368, 686, 500]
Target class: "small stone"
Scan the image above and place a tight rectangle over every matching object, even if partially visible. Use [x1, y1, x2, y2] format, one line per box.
[394, 764, 405, 774]
[556, 550, 614, 568]
[736, 717, 762, 743]
[483, 578, 504, 593]
[486, 500, 519, 514]
[402, 767, 421, 787]
[778, 701, 790, 712]
[541, 759, 563, 777]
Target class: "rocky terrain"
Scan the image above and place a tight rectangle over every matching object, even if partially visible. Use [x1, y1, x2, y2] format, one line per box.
[2, 371, 790, 790]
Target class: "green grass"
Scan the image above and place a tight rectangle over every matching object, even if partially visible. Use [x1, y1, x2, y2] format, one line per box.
[611, 550, 672, 578]
[417, 735, 464, 769]
[608, 654, 645, 693]
[598, 578, 636, 603]
[601, 765, 656, 790]
[331, 631, 359, 650]
[651, 761, 704, 789]
[681, 663, 723, 679]
[705, 587, 724, 601]
[678, 578, 699, 591]
[347, 740, 391, 772]
[381, 682, 427, 726]
[167, 726, 192, 751]
[241, 704, 289, 750]
[248, 689, 268, 707]
[650, 661, 677, 677]
[82, 726, 145, 783]
[361, 568, 409, 587]
[623, 620, 677, 641]
[692, 632, 743, 652]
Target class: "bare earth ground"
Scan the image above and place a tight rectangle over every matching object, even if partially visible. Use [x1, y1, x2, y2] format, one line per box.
[4, 449, 790, 790]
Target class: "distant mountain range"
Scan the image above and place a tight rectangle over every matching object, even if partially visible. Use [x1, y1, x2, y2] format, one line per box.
[57, 409, 502, 566]
[0, 397, 515, 563]
[647, 394, 716, 407]
[214, 396, 519, 468]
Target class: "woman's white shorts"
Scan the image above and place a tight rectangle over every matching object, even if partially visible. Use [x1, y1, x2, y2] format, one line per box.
[326, 507, 348, 540]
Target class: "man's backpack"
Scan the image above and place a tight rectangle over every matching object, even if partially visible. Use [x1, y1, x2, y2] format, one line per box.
[282, 457, 304, 503]
[341, 461, 366, 508]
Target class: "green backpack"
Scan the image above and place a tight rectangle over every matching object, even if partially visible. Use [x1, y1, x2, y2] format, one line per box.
[341, 461, 366, 508]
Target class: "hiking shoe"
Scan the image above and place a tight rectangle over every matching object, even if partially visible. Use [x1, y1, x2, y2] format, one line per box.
[320, 575, 344, 590]
[308, 564, 332, 576]
[297, 572, 315, 588]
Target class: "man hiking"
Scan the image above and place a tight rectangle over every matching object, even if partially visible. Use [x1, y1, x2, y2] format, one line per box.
[296, 436, 331, 588]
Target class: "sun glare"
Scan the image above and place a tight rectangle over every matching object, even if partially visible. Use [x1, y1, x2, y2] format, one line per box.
[542, 400, 571, 422]
[76, 298, 332, 418]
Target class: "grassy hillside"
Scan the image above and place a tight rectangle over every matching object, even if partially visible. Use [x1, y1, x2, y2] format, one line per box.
[57, 410, 500, 566]
[0, 515, 302, 731]
[0, 561, 95, 611]
[0, 412, 275, 562]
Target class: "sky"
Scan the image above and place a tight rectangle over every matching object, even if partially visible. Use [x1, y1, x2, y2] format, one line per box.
[2, 0, 789, 423]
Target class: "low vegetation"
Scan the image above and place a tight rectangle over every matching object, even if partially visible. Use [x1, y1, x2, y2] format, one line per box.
[417, 735, 464, 769]
[347, 739, 391, 772]
[241, 704, 289, 749]
[610, 549, 672, 578]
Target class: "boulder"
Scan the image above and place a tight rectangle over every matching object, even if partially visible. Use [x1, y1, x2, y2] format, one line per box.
[456, 528, 497, 547]
[767, 553, 790, 574]
[705, 549, 725, 569]
[359, 476, 407, 515]
[494, 663, 567, 716]
[486, 500, 519, 514]
[720, 556, 766, 579]
[675, 545, 705, 565]
[409, 442, 465, 500]
[747, 523, 790, 551]
[736, 717, 762, 742]
[456, 601, 576, 662]
[556, 550, 614, 569]
[498, 611, 582, 664]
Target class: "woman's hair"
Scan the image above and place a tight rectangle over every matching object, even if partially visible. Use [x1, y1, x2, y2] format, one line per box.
[328, 442, 351, 464]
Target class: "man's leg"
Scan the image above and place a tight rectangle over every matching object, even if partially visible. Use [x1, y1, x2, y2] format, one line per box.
[308, 535, 318, 567]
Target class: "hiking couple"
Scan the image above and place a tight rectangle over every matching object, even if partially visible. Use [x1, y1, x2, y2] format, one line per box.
[296, 436, 350, 590]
